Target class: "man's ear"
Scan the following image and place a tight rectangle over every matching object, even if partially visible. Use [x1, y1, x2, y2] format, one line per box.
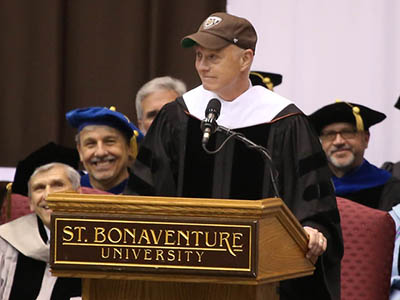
[138, 119, 145, 134]
[128, 154, 135, 162]
[240, 49, 254, 71]
[127, 143, 136, 162]
[29, 199, 35, 212]
[363, 131, 370, 148]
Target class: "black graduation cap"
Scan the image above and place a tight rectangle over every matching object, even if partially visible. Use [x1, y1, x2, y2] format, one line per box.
[250, 71, 282, 91]
[308, 101, 386, 135]
[12, 142, 80, 196]
[395, 96, 400, 110]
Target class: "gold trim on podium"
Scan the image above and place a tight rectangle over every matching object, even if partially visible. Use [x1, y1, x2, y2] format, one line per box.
[48, 193, 314, 300]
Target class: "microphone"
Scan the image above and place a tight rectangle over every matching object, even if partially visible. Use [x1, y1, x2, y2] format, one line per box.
[200, 98, 221, 145]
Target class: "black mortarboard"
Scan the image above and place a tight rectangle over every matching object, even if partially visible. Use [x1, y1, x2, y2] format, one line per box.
[395, 96, 400, 110]
[250, 71, 282, 91]
[12, 142, 80, 196]
[308, 101, 386, 135]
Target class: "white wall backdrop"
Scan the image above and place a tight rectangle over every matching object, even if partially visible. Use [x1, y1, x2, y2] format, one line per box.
[227, 0, 400, 166]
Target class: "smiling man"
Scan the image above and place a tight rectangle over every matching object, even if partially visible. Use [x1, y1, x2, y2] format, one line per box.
[126, 12, 343, 300]
[0, 163, 82, 299]
[66, 106, 143, 194]
[28, 163, 79, 227]
[309, 101, 400, 210]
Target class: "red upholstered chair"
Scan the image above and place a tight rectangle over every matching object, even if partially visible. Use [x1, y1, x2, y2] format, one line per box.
[0, 185, 110, 224]
[337, 197, 395, 300]
[0, 188, 31, 224]
[80, 186, 111, 195]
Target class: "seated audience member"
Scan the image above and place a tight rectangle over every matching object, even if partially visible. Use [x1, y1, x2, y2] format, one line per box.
[135, 76, 187, 134]
[126, 12, 343, 300]
[1, 142, 79, 224]
[249, 70, 282, 91]
[0, 163, 82, 299]
[66, 106, 143, 194]
[309, 101, 400, 210]
[11, 143, 79, 198]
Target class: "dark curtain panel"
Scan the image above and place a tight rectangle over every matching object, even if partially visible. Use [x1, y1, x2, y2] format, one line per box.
[0, 0, 226, 166]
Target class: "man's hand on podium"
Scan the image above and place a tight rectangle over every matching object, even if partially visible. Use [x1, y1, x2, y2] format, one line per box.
[303, 226, 327, 264]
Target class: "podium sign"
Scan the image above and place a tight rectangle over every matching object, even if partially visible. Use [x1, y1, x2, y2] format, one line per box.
[47, 193, 315, 300]
[53, 215, 256, 276]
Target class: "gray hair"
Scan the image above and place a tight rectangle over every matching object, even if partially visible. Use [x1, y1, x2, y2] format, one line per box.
[28, 162, 81, 197]
[135, 76, 187, 120]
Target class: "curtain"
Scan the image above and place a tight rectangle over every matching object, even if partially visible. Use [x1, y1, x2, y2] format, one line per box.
[0, 0, 226, 166]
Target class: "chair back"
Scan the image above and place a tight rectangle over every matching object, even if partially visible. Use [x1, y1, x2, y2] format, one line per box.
[337, 197, 395, 300]
[0, 185, 110, 224]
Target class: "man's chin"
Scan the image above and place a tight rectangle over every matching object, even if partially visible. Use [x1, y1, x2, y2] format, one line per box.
[41, 215, 52, 228]
[329, 157, 354, 169]
[201, 82, 216, 92]
[91, 173, 120, 187]
[91, 171, 115, 181]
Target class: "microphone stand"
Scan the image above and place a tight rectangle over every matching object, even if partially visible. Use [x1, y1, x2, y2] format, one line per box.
[202, 124, 281, 198]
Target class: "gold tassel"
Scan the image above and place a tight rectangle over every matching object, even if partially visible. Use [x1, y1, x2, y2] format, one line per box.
[250, 71, 274, 90]
[335, 99, 364, 131]
[5, 182, 12, 221]
[130, 131, 139, 159]
[351, 106, 364, 131]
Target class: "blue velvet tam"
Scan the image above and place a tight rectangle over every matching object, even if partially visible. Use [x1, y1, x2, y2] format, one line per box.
[66, 106, 143, 142]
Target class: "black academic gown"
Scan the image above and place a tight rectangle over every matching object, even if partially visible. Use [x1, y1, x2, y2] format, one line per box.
[339, 176, 400, 211]
[126, 97, 343, 300]
[382, 161, 400, 180]
[6, 216, 81, 300]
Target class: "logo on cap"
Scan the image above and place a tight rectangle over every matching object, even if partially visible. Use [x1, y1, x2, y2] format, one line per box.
[203, 16, 222, 30]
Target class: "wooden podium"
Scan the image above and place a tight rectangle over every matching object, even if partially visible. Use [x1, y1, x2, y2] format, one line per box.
[47, 193, 314, 300]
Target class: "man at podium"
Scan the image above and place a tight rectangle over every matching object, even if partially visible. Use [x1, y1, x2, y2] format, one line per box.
[125, 12, 343, 300]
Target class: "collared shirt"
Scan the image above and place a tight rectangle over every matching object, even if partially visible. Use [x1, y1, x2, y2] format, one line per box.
[80, 173, 127, 194]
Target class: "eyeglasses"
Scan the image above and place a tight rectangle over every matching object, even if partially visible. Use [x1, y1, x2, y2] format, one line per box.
[320, 129, 358, 142]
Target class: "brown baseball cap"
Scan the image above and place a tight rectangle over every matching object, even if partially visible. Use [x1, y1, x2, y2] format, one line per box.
[181, 12, 257, 52]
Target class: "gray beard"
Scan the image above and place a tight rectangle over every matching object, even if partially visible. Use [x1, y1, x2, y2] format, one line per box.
[328, 152, 355, 170]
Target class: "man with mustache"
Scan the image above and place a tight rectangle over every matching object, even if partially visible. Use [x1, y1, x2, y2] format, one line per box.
[309, 101, 400, 210]
[0, 163, 82, 299]
[66, 106, 143, 194]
